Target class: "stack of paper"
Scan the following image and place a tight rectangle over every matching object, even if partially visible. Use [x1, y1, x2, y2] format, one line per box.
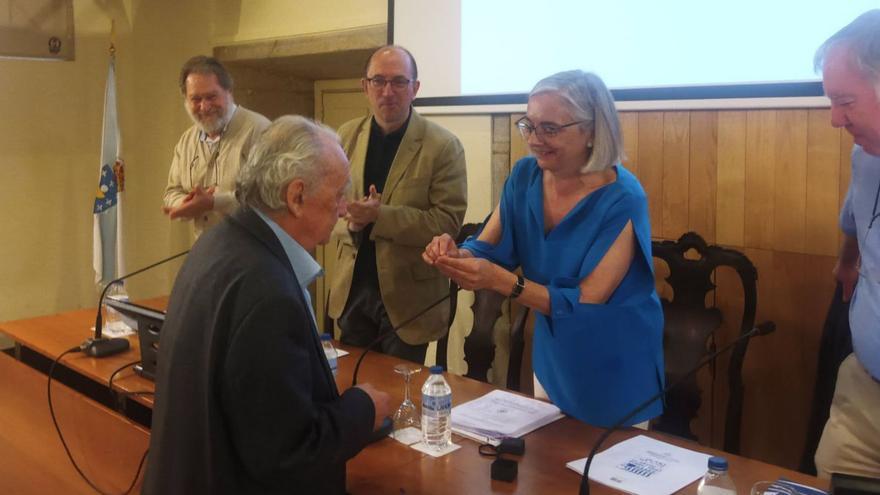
[566, 435, 710, 495]
[451, 389, 565, 445]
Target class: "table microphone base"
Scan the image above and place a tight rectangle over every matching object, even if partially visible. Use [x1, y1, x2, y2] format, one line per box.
[81, 337, 130, 358]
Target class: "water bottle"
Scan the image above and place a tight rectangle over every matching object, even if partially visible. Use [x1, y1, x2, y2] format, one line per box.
[421, 365, 452, 449]
[697, 456, 737, 495]
[320, 334, 338, 377]
[102, 281, 130, 333]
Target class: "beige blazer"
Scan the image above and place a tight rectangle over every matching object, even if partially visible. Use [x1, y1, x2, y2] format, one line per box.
[328, 110, 467, 345]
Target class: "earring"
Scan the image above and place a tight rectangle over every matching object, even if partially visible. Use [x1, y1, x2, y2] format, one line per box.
[587, 142, 593, 148]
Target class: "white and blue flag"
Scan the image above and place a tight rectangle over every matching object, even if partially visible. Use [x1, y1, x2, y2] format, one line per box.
[92, 50, 125, 286]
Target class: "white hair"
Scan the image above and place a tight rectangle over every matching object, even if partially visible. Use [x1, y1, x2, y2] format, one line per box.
[815, 9, 880, 93]
[235, 115, 340, 211]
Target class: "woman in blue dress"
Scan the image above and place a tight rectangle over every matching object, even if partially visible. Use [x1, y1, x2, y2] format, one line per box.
[423, 70, 664, 428]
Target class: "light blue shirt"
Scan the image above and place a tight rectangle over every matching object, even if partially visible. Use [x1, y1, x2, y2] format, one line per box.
[840, 145, 880, 380]
[254, 208, 323, 327]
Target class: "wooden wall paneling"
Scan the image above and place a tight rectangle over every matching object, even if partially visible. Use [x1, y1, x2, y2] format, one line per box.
[744, 111, 778, 249]
[805, 109, 842, 256]
[733, 247, 776, 463]
[638, 112, 665, 236]
[619, 111, 640, 177]
[716, 111, 747, 246]
[773, 110, 809, 254]
[661, 112, 691, 240]
[509, 113, 528, 172]
[689, 111, 718, 243]
[736, 248, 836, 469]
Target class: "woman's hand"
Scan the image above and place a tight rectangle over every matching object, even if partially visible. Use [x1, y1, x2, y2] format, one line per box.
[433, 256, 507, 292]
[422, 233, 463, 265]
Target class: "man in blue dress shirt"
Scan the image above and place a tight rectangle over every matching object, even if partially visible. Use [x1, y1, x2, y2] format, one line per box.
[814, 9, 880, 479]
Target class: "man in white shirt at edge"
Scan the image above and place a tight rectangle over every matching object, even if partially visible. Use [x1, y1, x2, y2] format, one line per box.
[814, 9, 880, 480]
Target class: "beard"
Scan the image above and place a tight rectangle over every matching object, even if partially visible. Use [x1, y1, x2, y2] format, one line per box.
[186, 101, 234, 136]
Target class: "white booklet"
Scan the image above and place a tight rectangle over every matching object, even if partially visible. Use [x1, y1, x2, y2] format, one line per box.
[451, 389, 564, 444]
[566, 435, 710, 495]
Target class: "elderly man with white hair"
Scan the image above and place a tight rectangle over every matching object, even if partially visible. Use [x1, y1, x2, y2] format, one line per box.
[145, 115, 391, 495]
[814, 9, 880, 480]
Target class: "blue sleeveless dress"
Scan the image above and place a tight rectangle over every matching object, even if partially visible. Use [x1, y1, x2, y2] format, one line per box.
[460, 157, 664, 427]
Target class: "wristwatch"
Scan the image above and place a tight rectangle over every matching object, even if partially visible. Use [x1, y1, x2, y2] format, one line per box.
[510, 275, 525, 299]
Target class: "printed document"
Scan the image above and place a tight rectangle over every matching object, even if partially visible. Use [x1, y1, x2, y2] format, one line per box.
[566, 435, 710, 495]
[451, 389, 564, 442]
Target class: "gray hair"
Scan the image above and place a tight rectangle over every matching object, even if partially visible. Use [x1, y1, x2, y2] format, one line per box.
[530, 70, 623, 173]
[235, 115, 340, 211]
[814, 9, 880, 85]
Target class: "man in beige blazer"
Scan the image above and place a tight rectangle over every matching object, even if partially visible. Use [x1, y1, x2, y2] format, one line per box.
[327, 45, 467, 363]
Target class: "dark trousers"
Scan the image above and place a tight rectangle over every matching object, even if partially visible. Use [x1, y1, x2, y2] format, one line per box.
[338, 278, 428, 365]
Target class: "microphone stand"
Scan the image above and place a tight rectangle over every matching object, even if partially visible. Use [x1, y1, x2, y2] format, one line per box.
[351, 293, 450, 387]
[578, 322, 776, 495]
[82, 250, 189, 357]
[345, 292, 450, 443]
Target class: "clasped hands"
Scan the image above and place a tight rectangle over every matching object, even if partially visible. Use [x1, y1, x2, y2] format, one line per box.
[163, 185, 215, 220]
[423, 233, 505, 292]
[347, 185, 381, 232]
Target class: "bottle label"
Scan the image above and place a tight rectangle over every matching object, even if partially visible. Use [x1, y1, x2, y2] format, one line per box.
[422, 394, 451, 414]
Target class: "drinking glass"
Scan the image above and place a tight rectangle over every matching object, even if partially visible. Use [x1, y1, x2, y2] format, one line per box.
[392, 363, 421, 438]
[750, 481, 797, 495]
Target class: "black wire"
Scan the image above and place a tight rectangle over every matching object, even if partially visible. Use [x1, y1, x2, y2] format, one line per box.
[123, 448, 149, 495]
[351, 293, 450, 386]
[47, 347, 149, 494]
[868, 178, 880, 231]
[108, 360, 140, 394]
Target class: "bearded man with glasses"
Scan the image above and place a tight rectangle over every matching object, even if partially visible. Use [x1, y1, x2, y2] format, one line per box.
[328, 45, 467, 364]
[163, 55, 270, 239]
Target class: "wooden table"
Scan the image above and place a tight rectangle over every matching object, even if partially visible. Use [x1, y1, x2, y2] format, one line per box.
[0, 352, 149, 494]
[1, 302, 829, 494]
[0, 300, 161, 409]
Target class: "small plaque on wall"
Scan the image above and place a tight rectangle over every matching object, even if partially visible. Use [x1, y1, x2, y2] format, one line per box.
[0, 0, 75, 61]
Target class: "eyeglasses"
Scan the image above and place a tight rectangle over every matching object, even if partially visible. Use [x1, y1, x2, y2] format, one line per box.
[365, 76, 413, 90]
[516, 117, 586, 139]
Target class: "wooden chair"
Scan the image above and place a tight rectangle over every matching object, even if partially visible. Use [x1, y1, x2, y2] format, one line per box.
[651, 231, 766, 455]
[436, 223, 529, 391]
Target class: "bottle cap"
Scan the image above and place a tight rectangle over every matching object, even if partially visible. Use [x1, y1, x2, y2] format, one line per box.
[320, 333, 332, 341]
[708, 456, 728, 471]
[429, 365, 444, 374]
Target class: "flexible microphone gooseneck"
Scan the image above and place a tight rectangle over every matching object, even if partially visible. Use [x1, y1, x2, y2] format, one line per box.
[350, 293, 451, 387]
[82, 250, 189, 358]
[578, 321, 776, 495]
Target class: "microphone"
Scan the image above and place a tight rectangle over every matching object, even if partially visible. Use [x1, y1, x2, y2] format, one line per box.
[345, 292, 450, 443]
[82, 250, 189, 358]
[578, 321, 776, 495]
[350, 292, 450, 387]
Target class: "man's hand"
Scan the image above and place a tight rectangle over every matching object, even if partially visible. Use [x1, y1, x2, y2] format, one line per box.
[833, 259, 859, 302]
[346, 184, 381, 227]
[356, 382, 392, 430]
[163, 185, 215, 220]
[834, 234, 861, 302]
